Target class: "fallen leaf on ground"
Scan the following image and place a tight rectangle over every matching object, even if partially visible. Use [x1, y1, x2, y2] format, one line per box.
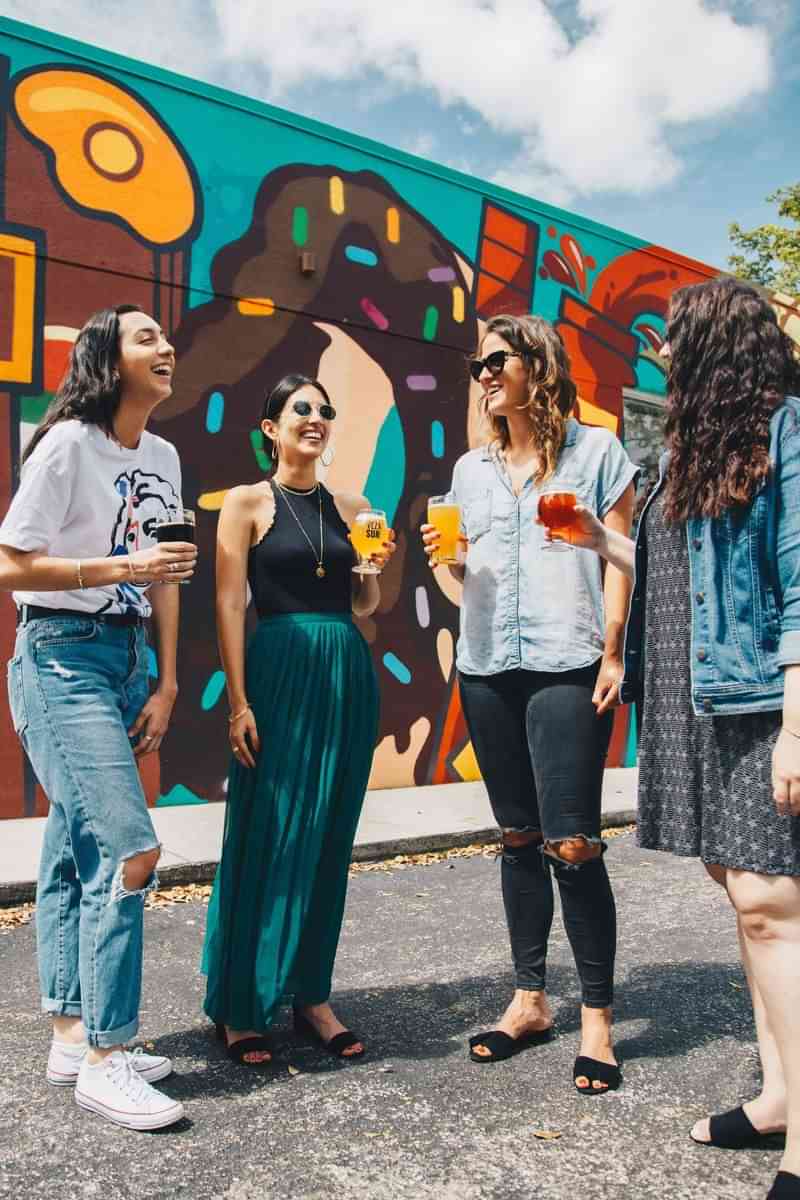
[287, 1065, 301, 1077]
[532, 1129, 562, 1140]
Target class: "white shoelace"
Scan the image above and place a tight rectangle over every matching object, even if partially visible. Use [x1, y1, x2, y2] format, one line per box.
[105, 1053, 156, 1105]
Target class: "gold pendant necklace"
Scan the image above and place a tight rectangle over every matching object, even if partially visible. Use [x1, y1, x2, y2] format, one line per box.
[274, 481, 326, 577]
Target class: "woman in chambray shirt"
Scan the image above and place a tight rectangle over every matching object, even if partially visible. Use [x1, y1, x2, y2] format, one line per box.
[422, 314, 637, 1094]
[559, 279, 800, 1200]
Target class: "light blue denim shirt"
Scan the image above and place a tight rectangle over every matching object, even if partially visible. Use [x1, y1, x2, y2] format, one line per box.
[451, 419, 639, 676]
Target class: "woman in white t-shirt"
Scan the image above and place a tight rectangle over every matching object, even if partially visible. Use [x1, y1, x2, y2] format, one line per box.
[0, 305, 196, 1132]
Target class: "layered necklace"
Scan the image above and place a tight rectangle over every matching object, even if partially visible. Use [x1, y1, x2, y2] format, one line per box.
[274, 479, 326, 578]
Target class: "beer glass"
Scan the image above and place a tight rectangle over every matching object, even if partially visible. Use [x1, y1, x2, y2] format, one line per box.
[537, 490, 578, 550]
[427, 495, 461, 565]
[350, 509, 388, 575]
[154, 507, 196, 582]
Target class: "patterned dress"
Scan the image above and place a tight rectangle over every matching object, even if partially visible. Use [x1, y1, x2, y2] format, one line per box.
[636, 493, 800, 876]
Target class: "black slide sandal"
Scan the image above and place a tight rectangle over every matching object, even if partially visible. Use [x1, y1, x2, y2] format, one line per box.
[767, 1172, 800, 1198]
[215, 1023, 273, 1065]
[292, 1007, 365, 1059]
[690, 1105, 786, 1150]
[573, 1055, 621, 1094]
[469, 1027, 553, 1063]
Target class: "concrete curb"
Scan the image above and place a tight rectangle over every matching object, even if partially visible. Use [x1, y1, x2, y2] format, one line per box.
[0, 808, 637, 906]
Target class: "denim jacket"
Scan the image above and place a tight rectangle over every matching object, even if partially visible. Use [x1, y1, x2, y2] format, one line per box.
[451, 419, 639, 676]
[621, 396, 800, 715]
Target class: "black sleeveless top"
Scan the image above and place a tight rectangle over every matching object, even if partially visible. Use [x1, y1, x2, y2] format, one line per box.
[247, 484, 355, 618]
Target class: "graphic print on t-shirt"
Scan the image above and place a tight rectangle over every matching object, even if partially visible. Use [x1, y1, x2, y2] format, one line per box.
[105, 468, 180, 614]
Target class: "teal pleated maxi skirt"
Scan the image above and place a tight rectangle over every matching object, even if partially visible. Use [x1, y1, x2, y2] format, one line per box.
[202, 612, 379, 1030]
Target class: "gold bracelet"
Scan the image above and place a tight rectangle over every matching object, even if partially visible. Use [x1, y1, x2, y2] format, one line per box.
[783, 725, 800, 740]
[76, 560, 85, 589]
[127, 557, 136, 582]
[228, 704, 252, 724]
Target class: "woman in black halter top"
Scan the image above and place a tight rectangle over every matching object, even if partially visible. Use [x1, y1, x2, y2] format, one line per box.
[202, 374, 393, 1064]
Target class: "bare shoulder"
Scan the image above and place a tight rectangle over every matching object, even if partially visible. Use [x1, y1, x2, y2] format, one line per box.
[222, 482, 272, 514]
[331, 490, 370, 524]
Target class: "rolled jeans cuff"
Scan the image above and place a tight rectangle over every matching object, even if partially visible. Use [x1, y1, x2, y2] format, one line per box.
[84, 1014, 140, 1049]
[515, 974, 546, 992]
[41, 998, 83, 1017]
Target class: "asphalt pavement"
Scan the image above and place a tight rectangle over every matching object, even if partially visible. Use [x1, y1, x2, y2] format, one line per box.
[0, 831, 781, 1200]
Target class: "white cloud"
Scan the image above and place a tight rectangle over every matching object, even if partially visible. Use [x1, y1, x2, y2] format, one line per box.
[211, 0, 772, 197]
[3, 0, 773, 200]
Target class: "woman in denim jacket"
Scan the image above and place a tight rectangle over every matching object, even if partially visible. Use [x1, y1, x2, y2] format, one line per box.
[422, 314, 638, 1093]
[556, 278, 800, 1200]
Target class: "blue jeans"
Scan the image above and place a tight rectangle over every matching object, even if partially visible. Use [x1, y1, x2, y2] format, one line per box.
[7, 612, 159, 1047]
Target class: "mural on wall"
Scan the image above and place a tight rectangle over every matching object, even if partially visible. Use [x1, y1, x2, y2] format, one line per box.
[1, 24, 796, 817]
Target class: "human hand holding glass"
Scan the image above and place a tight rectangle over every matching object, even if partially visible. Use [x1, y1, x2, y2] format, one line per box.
[153, 507, 197, 583]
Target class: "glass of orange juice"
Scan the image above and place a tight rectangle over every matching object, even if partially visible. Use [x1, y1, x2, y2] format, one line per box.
[350, 509, 388, 575]
[428, 495, 462, 565]
[537, 489, 578, 550]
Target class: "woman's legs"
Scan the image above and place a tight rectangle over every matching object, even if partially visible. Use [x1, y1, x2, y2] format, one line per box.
[525, 665, 617, 1087]
[458, 671, 554, 1051]
[696, 869, 800, 1173]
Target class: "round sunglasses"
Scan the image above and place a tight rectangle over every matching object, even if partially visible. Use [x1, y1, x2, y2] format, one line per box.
[468, 349, 528, 383]
[291, 398, 336, 420]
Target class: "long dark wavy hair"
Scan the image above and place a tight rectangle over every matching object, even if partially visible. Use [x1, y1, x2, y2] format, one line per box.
[662, 278, 800, 523]
[478, 314, 576, 485]
[260, 373, 332, 476]
[22, 304, 142, 464]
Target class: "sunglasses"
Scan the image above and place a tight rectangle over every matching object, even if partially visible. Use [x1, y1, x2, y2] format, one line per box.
[468, 349, 527, 383]
[291, 398, 336, 421]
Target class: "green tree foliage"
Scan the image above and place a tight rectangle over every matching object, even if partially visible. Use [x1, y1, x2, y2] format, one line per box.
[728, 184, 800, 296]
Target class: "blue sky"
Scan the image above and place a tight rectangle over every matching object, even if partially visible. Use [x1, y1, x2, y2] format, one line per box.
[2, 0, 797, 271]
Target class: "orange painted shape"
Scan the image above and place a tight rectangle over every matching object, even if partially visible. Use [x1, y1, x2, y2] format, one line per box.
[481, 240, 524, 284]
[576, 396, 618, 432]
[0, 234, 36, 385]
[198, 489, 229, 511]
[386, 207, 400, 244]
[237, 297, 276, 316]
[43, 337, 75, 393]
[14, 70, 197, 246]
[475, 273, 506, 311]
[451, 740, 481, 782]
[483, 207, 528, 255]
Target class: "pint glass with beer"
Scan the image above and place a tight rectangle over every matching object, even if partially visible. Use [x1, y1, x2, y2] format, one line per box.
[427, 495, 461, 565]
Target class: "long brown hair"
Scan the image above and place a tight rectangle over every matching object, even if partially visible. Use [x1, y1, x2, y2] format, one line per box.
[23, 304, 142, 463]
[662, 278, 800, 522]
[479, 314, 576, 484]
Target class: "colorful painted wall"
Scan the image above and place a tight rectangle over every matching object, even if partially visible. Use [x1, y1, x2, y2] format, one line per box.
[1, 17, 798, 819]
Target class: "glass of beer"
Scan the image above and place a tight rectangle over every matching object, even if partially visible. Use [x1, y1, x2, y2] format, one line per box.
[350, 509, 388, 575]
[537, 490, 578, 550]
[154, 507, 196, 583]
[427, 495, 461, 566]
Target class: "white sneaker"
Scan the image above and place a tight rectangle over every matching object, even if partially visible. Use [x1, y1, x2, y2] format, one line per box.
[75, 1050, 184, 1131]
[47, 1040, 173, 1086]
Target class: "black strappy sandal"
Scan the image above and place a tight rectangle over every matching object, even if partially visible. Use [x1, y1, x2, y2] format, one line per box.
[573, 1055, 621, 1094]
[292, 1007, 365, 1059]
[767, 1171, 800, 1198]
[689, 1105, 786, 1150]
[215, 1023, 274, 1065]
[468, 1026, 553, 1063]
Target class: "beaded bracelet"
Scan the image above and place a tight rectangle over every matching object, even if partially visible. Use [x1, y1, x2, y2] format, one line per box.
[228, 704, 252, 724]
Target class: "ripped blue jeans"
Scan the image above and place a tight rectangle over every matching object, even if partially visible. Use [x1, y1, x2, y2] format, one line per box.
[7, 612, 159, 1047]
[458, 662, 616, 1007]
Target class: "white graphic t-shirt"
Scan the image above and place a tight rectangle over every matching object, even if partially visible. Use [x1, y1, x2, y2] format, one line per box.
[0, 420, 182, 618]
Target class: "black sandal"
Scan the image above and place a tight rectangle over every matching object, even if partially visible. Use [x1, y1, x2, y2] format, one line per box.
[292, 1007, 365, 1059]
[469, 1026, 553, 1063]
[690, 1105, 786, 1150]
[573, 1055, 621, 1094]
[215, 1023, 274, 1065]
[767, 1172, 800, 1198]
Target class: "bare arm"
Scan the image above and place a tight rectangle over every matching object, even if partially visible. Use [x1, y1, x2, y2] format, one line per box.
[593, 483, 636, 714]
[216, 488, 261, 768]
[773, 665, 800, 817]
[128, 579, 180, 757]
[334, 492, 395, 618]
[0, 542, 196, 591]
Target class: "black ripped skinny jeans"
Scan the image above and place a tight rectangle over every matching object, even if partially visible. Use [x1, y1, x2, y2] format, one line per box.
[458, 661, 616, 1008]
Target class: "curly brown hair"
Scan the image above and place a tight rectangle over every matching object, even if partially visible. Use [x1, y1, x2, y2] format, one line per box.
[662, 277, 800, 523]
[478, 314, 576, 485]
